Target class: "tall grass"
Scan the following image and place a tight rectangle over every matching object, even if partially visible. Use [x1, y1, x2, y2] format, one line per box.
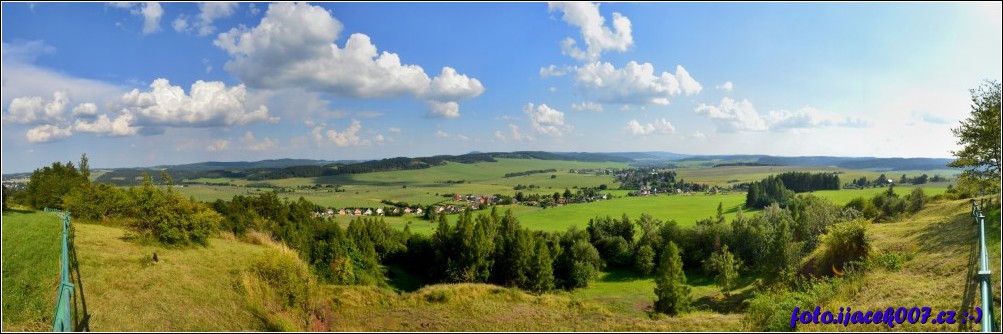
[1, 211, 61, 331]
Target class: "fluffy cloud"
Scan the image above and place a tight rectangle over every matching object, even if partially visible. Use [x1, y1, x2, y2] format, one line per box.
[172, 2, 238, 36]
[388, 127, 402, 134]
[240, 131, 278, 151]
[311, 119, 368, 147]
[206, 139, 230, 152]
[110, 2, 163, 34]
[435, 130, 450, 138]
[524, 103, 572, 137]
[696, 97, 868, 132]
[626, 118, 676, 135]
[172, 16, 189, 32]
[113, 78, 276, 127]
[197, 2, 237, 36]
[140, 2, 163, 34]
[214, 3, 482, 117]
[494, 124, 532, 142]
[25, 124, 72, 143]
[71, 102, 99, 118]
[540, 64, 571, 78]
[427, 67, 485, 101]
[691, 131, 706, 139]
[570, 101, 603, 112]
[575, 62, 701, 105]
[73, 113, 139, 136]
[694, 97, 768, 132]
[427, 101, 460, 119]
[716, 81, 734, 91]
[4, 91, 69, 124]
[548, 2, 633, 62]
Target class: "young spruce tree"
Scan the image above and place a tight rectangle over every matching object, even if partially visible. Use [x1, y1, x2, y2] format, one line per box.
[654, 241, 691, 316]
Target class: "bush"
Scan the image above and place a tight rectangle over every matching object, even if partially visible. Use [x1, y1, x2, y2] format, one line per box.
[243, 248, 317, 331]
[804, 219, 869, 276]
[133, 188, 221, 246]
[906, 187, 927, 213]
[744, 278, 845, 331]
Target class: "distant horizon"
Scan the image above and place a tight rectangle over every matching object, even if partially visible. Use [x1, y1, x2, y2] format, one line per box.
[1, 150, 958, 175]
[3, 2, 999, 174]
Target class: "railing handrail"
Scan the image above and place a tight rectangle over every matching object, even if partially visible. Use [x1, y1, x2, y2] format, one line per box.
[44, 207, 74, 332]
[971, 200, 995, 332]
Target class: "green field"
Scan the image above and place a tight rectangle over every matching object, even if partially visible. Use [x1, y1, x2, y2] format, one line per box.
[171, 160, 951, 236]
[1, 210, 62, 332]
[176, 159, 627, 209]
[513, 193, 748, 231]
[675, 165, 958, 187]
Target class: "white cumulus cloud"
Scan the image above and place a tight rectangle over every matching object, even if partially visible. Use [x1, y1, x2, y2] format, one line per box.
[214, 2, 482, 117]
[548, 2, 633, 62]
[427, 101, 460, 119]
[240, 131, 278, 151]
[575, 62, 701, 105]
[570, 101, 603, 112]
[427, 67, 485, 101]
[71, 103, 99, 118]
[206, 139, 230, 152]
[495, 124, 532, 142]
[110, 2, 163, 34]
[696, 97, 869, 133]
[716, 81, 734, 91]
[197, 2, 238, 36]
[4, 91, 69, 124]
[112, 78, 276, 127]
[73, 113, 139, 137]
[524, 103, 572, 137]
[626, 118, 676, 135]
[694, 97, 768, 132]
[540, 64, 571, 78]
[25, 124, 72, 143]
[311, 119, 368, 147]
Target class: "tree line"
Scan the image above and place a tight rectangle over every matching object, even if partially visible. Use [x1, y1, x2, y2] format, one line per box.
[744, 172, 840, 209]
[503, 168, 557, 178]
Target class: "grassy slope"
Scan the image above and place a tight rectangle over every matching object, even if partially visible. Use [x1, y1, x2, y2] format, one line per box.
[801, 199, 1002, 331]
[1, 210, 62, 332]
[325, 283, 743, 331]
[62, 223, 270, 331]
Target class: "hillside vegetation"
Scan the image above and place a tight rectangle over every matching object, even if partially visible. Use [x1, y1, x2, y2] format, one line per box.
[3, 196, 996, 331]
[1, 211, 61, 332]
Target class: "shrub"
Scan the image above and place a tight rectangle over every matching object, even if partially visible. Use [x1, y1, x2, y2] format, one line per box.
[242, 248, 316, 331]
[805, 219, 869, 276]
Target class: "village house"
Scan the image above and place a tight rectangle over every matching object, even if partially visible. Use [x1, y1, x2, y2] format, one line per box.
[414, 207, 423, 216]
[363, 209, 373, 216]
[354, 208, 362, 216]
[376, 208, 384, 216]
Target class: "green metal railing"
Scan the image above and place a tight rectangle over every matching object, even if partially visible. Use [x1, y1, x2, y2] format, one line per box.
[971, 200, 995, 332]
[44, 207, 74, 332]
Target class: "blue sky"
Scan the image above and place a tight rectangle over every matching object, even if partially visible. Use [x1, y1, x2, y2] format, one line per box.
[2, 2, 1001, 173]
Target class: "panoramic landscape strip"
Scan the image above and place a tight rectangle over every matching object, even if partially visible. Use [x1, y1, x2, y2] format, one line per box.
[2, 2, 1000, 332]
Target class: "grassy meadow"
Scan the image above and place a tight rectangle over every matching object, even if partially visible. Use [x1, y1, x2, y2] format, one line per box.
[1, 210, 62, 332]
[2, 193, 995, 331]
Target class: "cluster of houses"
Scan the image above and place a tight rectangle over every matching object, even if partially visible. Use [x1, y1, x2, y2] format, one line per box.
[629, 185, 721, 196]
[311, 206, 425, 219]
[452, 194, 504, 207]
